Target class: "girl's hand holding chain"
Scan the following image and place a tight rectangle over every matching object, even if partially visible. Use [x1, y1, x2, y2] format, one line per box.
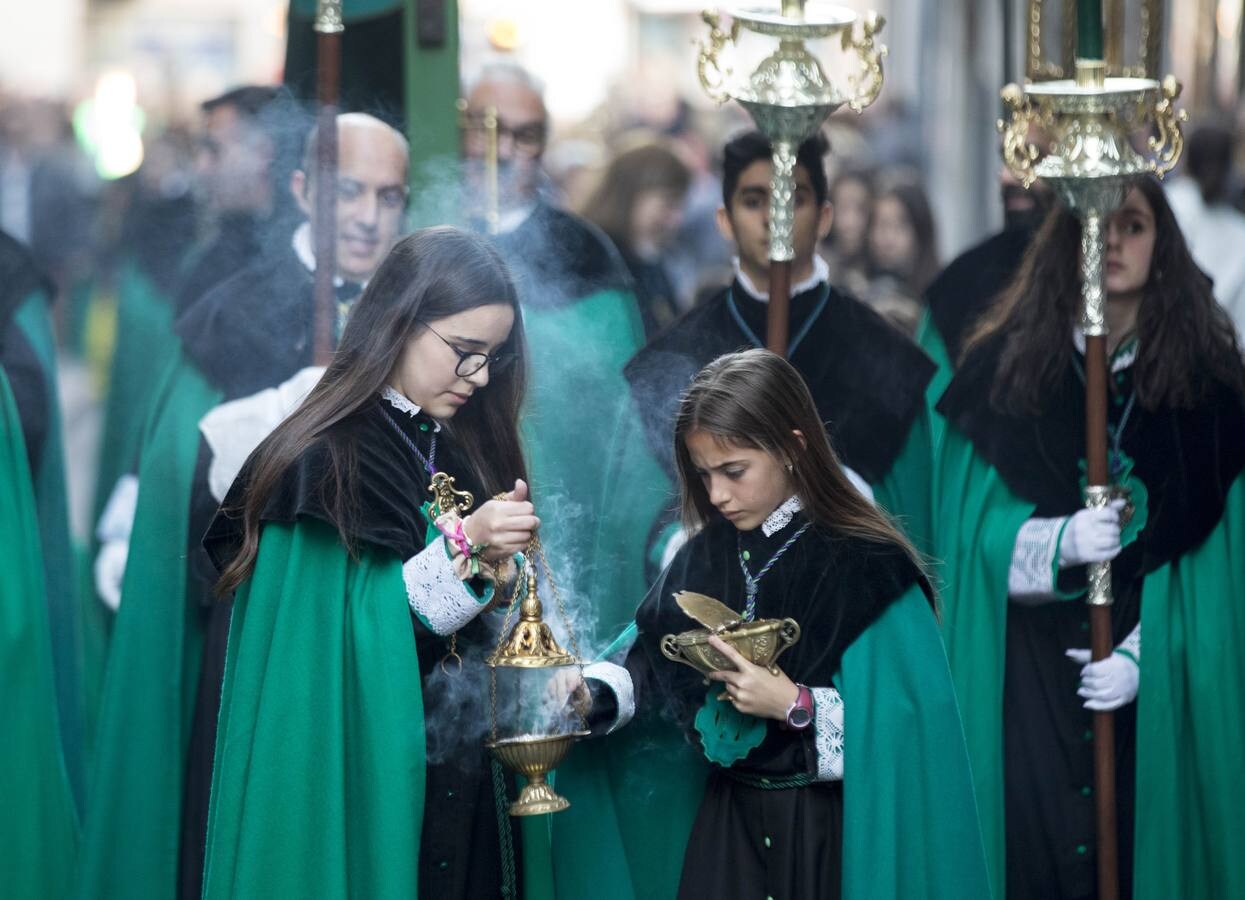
[463, 478, 539, 560]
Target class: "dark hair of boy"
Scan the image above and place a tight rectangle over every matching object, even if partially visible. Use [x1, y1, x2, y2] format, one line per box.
[721, 130, 830, 210]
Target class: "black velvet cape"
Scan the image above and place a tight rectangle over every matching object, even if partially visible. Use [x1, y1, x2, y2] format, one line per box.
[924, 225, 1033, 364]
[492, 200, 633, 309]
[624, 280, 934, 487]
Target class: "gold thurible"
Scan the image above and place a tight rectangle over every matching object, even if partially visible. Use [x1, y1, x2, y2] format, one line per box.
[486, 537, 587, 816]
[487, 566, 576, 669]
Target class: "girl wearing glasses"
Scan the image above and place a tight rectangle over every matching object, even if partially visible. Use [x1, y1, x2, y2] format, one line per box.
[197, 227, 539, 899]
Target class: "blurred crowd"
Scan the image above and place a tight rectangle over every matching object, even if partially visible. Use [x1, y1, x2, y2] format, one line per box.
[4, 77, 1245, 528]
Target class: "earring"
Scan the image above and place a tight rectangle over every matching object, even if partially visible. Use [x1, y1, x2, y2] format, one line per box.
[785, 463, 794, 473]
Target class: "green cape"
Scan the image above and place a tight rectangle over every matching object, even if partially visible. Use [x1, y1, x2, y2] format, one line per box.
[203, 519, 550, 898]
[933, 424, 1245, 898]
[76, 352, 222, 900]
[914, 309, 953, 454]
[14, 290, 85, 808]
[203, 520, 427, 897]
[1133, 476, 1245, 899]
[93, 260, 178, 524]
[518, 286, 646, 636]
[84, 261, 179, 756]
[0, 367, 78, 898]
[551, 586, 991, 899]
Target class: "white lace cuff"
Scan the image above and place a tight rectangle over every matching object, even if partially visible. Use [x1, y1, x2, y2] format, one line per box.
[96, 474, 139, 543]
[810, 686, 844, 781]
[583, 661, 635, 734]
[1115, 622, 1141, 665]
[403, 539, 493, 635]
[1009, 516, 1066, 600]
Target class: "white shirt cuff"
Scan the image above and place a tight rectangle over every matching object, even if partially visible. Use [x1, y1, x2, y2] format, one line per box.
[403, 539, 493, 635]
[96, 474, 139, 543]
[583, 661, 635, 734]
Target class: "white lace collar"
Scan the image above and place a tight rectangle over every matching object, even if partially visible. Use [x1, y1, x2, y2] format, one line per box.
[733, 255, 829, 302]
[762, 495, 803, 537]
[380, 385, 441, 431]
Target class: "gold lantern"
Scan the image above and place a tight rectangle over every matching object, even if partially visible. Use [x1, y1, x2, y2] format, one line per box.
[486, 537, 588, 816]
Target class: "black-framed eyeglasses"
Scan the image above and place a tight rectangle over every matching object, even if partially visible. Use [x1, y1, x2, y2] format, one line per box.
[422, 321, 516, 377]
[460, 112, 548, 159]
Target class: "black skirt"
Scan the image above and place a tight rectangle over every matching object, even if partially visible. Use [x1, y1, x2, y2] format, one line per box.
[679, 770, 844, 900]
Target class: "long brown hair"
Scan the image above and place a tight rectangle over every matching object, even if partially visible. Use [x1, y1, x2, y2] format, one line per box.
[216, 226, 528, 594]
[965, 176, 1245, 414]
[867, 176, 940, 296]
[673, 349, 925, 576]
[580, 139, 690, 254]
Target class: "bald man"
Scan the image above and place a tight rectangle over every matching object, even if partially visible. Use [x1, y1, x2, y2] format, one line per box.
[78, 113, 410, 900]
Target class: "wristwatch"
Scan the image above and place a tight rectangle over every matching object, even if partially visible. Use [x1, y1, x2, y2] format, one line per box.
[784, 684, 814, 730]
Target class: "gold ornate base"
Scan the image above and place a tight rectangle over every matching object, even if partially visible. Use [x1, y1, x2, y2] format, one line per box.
[509, 779, 571, 816]
[488, 731, 589, 817]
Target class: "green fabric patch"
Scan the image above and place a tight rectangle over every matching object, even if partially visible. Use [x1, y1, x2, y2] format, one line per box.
[203, 520, 426, 898]
[694, 689, 767, 767]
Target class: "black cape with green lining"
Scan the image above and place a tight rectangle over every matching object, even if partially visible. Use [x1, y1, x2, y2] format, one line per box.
[555, 510, 991, 900]
[914, 224, 1034, 456]
[934, 332, 1245, 899]
[202, 394, 533, 899]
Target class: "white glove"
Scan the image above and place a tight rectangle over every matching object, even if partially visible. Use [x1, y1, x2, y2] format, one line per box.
[1058, 499, 1127, 566]
[94, 539, 129, 611]
[1065, 632, 1140, 711]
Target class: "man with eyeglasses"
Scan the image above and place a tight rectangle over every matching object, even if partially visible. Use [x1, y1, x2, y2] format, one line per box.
[460, 64, 649, 636]
[78, 111, 411, 900]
